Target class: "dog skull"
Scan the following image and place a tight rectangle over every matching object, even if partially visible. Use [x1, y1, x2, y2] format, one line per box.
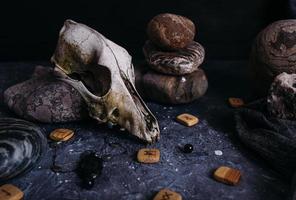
[51, 20, 160, 143]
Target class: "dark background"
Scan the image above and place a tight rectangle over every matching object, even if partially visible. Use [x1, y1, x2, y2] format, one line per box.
[0, 0, 289, 61]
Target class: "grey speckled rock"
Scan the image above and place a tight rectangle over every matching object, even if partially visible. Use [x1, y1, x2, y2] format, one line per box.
[135, 64, 208, 104]
[4, 66, 88, 123]
[143, 40, 205, 75]
[250, 20, 296, 96]
[267, 72, 296, 119]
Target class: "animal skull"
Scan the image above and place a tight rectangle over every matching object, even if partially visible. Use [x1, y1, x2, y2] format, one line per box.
[51, 20, 160, 143]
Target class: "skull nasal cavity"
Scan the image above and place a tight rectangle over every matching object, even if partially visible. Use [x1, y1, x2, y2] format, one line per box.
[69, 65, 111, 97]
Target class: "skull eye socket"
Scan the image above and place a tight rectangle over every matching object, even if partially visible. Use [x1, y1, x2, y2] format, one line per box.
[69, 65, 111, 97]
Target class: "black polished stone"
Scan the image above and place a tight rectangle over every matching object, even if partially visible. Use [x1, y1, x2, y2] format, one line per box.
[183, 144, 194, 153]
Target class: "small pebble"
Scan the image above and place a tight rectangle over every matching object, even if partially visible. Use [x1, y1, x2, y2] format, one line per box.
[176, 113, 199, 127]
[183, 144, 194, 153]
[49, 128, 74, 142]
[137, 148, 160, 164]
[228, 97, 244, 108]
[213, 166, 241, 185]
[0, 184, 24, 200]
[214, 150, 223, 156]
[153, 188, 182, 200]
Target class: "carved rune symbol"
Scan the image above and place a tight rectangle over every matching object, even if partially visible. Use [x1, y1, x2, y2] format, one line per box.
[1, 189, 11, 196]
[144, 150, 156, 156]
[161, 192, 173, 200]
[184, 116, 192, 120]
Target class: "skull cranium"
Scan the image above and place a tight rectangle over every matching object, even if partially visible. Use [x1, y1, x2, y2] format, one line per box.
[51, 20, 160, 143]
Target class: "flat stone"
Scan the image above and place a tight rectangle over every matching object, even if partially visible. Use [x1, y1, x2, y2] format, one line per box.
[147, 13, 195, 50]
[0, 184, 24, 200]
[137, 148, 160, 163]
[267, 72, 296, 119]
[176, 113, 199, 127]
[143, 40, 205, 75]
[49, 128, 75, 142]
[4, 66, 87, 123]
[228, 97, 245, 108]
[250, 19, 296, 96]
[213, 166, 241, 186]
[153, 188, 182, 200]
[135, 64, 208, 104]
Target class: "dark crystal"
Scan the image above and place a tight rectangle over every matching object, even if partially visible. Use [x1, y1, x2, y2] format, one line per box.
[76, 151, 103, 189]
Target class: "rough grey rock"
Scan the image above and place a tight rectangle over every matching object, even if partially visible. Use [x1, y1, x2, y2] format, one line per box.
[135, 63, 208, 104]
[267, 72, 296, 119]
[250, 19, 296, 96]
[4, 66, 88, 123]
[143, 40, 205, 75]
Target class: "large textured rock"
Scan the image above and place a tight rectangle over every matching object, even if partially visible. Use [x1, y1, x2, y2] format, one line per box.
[267, 72, 296, 119]
[135, 64, 208, 104]
[250, 19, 296, 96]
[4, 66, 87, 123]
[147, 13, 195, 50]
[143, 40, 205, 75]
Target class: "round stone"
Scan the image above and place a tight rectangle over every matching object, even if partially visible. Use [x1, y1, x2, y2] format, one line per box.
[3, 66, 88, 123]
[183, 144, 193, 153]
[250, 19, 296, 96]
[143, 40, 205, 75]
[135, 64, 208, 104]
[147, 13, 196, 50]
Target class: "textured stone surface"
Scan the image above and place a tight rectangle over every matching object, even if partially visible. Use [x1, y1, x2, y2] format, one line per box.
[147, 13, 195, 50]
[1, 61, 290, 200]
[267, 72, 296, 119]
[250, 19, 296, 96]
[136, 64, 208, 104]
[3, 66, 87, 123]
[143, 40, 204, 75]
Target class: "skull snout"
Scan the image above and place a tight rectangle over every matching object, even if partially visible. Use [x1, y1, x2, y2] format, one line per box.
[117, 78, 160, 142]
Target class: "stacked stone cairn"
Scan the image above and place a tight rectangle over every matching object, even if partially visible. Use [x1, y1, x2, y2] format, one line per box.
[137, 13, 208, 104]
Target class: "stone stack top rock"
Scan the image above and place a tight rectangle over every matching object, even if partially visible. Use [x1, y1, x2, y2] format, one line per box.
[147, 13, 196, 50]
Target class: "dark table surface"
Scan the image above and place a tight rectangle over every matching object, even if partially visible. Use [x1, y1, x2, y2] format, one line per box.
[0, 60, 290, 200]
